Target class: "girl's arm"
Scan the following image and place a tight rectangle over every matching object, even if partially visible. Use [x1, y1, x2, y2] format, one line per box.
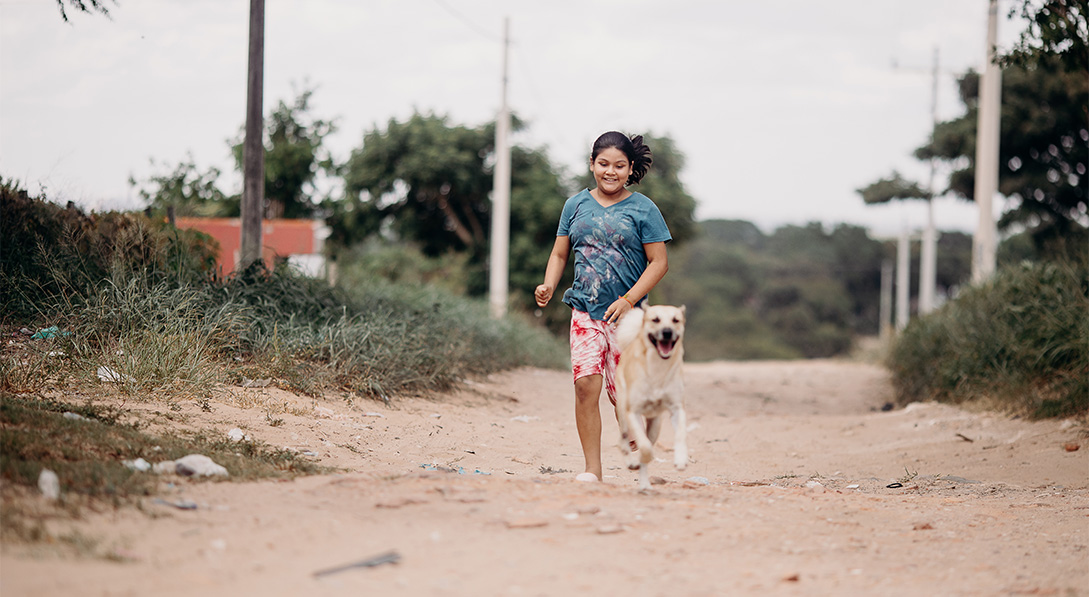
[535, 236, 571, 307]
[603, 241, 668, 324]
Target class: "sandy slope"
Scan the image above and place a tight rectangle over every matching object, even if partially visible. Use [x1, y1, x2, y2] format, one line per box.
[2, 360, 1086, 596]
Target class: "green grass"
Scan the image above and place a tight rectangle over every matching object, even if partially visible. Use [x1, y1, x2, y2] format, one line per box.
[886, 261, 1088, 418]
[0, 186, 568, 529]
[0, 392, 323, 499]
[0, 391, 324, 547]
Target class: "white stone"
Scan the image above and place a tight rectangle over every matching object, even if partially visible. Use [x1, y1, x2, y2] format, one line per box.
[227, 428, 247, 442]
[152, 460, 177, 475]
[123, 458, 151, 472]
[38, 469, 60, 501]
[175, 454, 229, 478]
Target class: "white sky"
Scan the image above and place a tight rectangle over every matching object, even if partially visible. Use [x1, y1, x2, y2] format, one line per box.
[2, 0, 1026, 237]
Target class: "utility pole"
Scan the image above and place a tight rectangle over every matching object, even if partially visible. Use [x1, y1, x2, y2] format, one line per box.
[489, 17, 512, 319]
[919, 46, 940, 314]
[972, 0, 1001, 283]
[879, 259, 894, 342]
[896, 226, 911, 331]
[240, 0, 265, 270]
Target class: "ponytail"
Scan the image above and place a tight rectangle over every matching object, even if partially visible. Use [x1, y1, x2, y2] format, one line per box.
[590, 131, 654, 185]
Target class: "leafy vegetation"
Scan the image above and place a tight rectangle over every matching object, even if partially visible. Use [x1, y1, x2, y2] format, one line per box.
[2, 180, 565, 402]
[0, 181, 566, 521]
[886, 261, 1088, 418]
[660, 220, 894, 360]
[863, 54, 1087, 264]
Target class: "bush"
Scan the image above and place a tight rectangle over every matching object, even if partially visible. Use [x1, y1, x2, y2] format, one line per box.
[1, 187, 568, 402]
[886, 261, 1088, 418]
[1, 179, 219, 323]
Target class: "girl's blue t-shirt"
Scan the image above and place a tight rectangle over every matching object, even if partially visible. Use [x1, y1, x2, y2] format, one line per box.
[557, 189, 672, 321]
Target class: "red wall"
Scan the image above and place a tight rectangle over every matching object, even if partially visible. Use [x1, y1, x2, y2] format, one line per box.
[176, 218, 322, 275]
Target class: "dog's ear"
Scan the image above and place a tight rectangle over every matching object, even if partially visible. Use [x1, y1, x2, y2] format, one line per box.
[679, 305, 687, 318]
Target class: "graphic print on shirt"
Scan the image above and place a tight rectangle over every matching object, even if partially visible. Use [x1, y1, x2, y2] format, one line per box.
[569, 208, 633, 308]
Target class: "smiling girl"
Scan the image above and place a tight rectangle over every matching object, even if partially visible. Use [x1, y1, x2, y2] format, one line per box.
[534, 131, 672, 483]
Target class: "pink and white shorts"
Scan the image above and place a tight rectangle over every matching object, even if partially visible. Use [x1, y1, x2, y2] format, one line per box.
[569, 309, 621, 405]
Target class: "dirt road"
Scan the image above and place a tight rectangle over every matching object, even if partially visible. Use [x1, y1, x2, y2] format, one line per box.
[3, 361, 1087, 596]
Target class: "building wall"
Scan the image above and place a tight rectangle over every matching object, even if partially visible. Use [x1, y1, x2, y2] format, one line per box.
[175, 218, 328, 276]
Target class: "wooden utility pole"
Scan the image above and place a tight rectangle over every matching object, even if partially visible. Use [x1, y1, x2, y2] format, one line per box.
[489, 17, 511, 319]
[240, 0, 265, 270]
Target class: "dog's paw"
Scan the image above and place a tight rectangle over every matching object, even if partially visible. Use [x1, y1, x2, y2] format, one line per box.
[673, 445, 689, 470]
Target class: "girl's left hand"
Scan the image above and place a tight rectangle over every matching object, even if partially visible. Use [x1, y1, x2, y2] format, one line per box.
[605, 297, 631, 325]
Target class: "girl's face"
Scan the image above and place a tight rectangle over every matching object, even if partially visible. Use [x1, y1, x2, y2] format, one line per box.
[590, 147, 631, 197]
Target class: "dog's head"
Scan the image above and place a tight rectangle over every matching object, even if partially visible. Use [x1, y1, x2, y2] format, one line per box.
[641, 305, 686, 360]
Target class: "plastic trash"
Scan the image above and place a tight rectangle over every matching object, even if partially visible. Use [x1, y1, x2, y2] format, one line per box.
[31, 326, 66, 339]
[97, 366, 133, 383]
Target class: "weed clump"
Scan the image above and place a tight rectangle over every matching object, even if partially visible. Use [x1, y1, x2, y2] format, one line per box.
[886, 261, 1088, 418]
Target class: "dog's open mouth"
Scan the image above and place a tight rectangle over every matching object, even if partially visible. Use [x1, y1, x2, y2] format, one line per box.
[649, 334, 678, 359]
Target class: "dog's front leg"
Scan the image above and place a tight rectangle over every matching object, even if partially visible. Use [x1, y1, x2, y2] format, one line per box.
[626, 411, 651, 470]
[670, 404, 688, 470]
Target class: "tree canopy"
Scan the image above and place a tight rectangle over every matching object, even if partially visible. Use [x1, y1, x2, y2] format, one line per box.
[1002, 0, 1088, 71]
[918, 58, 1087, 260]
[129, 155, 230, 218]
[857, 171, 932, 204]
[55, 0, 114, 22]
[231, 88, 338, 219]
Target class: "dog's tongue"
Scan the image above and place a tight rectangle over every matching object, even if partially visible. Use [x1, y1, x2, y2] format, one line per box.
[656, 339, 676, 359]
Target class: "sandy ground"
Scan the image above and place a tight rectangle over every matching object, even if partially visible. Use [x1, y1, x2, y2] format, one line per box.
[2, 359, 1087, 596]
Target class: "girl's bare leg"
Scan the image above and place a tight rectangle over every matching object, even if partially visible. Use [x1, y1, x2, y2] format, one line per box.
[574, 374, 604, 480]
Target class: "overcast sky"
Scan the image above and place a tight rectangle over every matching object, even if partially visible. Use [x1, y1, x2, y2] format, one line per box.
[2, 0, 1026, 236]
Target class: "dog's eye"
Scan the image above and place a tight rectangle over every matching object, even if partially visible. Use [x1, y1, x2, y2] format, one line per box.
[651, 317, 660, 323]
[672, 317, 679, 324]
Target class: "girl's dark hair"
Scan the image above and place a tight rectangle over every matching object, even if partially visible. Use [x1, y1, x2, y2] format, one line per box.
[590, 131, 653, 185]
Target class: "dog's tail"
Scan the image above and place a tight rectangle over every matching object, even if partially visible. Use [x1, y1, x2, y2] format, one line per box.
[615, 307, 644, 352]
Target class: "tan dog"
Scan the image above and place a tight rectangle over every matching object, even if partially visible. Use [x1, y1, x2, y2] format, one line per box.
[614, 305, 688, 490]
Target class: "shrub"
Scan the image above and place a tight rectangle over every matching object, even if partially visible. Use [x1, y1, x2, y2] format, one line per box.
[1, 179, 219, 323]
[887, 261, 1088, 418]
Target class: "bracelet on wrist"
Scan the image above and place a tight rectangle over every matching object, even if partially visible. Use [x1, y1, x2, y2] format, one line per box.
[619, 294, 634, 308]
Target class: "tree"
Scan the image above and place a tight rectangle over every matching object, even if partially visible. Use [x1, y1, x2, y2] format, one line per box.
[918, 59, 1087, 261]
[341, 113, 491, 256]
[337, 111, 571, 307]
[130, 155, 233, 218]
[856, 171, 931, 204]
[1002, 0, 1088, 71]
[55, 0, 114, 21]
[232, 87, 338, 219]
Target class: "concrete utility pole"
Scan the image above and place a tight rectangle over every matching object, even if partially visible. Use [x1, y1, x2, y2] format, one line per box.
[879, 259, 894, 342]
[972, 0, 1001, 283]
[896, 226, 911, 331]
[240, 0, 265, 270]
[489, 17, 512, 319]
[919, 47, 940, 314]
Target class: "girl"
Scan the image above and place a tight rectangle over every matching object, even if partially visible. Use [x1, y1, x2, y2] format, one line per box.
[534, 131, 672, 482]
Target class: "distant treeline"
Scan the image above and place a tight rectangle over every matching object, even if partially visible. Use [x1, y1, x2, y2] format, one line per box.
[657, 219, 979, 361]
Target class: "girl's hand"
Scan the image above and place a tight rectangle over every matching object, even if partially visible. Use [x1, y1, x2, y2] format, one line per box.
[605, 297, 632, 324]
[534, 284, 554, 307]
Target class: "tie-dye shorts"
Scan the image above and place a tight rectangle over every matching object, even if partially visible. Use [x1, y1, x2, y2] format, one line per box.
[569, 309, 620, 405]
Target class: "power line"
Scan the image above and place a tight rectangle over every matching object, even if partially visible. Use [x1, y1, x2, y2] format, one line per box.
[429, 0, 501, 42]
